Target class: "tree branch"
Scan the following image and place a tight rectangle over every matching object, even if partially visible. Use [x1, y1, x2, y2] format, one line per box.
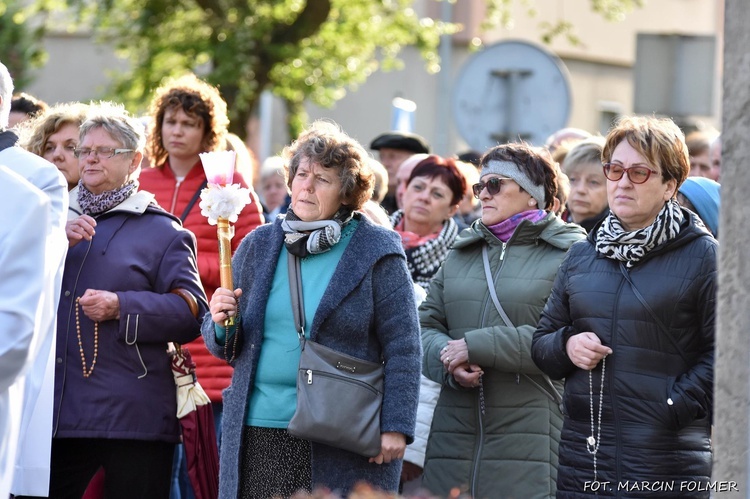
[192, 0, 225, 21]
[270, 0, 331, 46]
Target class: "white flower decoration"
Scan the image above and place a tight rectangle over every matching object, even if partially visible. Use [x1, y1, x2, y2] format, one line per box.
[199, 184, 251, 225]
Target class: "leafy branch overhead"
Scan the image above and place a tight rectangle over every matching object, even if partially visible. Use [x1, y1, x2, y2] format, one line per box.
[27, 0, 641, 138]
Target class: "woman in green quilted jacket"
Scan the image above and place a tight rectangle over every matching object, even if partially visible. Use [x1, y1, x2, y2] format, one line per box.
[420, 142, 586, 499]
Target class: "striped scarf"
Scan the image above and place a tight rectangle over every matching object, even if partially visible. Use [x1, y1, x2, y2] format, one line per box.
[391, 210, 459, 290]
[595, 199, 683, 268]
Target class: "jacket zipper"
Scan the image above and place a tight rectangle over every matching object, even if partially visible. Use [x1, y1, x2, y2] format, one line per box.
[470, 394, 485, 497]
[169, 178, 183, 214]
[611, 277, 626, 486]
[304, 370, 380, 395]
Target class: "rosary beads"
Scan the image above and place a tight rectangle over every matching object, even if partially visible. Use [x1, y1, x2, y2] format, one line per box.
[75, 297, 99, 378]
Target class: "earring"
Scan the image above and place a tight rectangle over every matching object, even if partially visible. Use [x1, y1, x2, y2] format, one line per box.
[528, 199, 536, 207]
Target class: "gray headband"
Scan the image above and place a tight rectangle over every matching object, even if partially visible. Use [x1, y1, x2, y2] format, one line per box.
[480, 160, 546, 208]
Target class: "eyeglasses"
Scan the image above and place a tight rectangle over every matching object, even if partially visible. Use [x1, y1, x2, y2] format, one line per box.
[472, 177, 510, 198]
[602, 163, 659, 184]
[74, 147, 135, 159]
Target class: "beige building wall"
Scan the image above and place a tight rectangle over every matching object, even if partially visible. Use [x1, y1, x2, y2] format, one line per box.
[307, 0, 722, 156]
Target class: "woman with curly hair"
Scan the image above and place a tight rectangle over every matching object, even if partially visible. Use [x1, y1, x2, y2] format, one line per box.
[204, 120, 421, 498]
[138, 73, 264, 497]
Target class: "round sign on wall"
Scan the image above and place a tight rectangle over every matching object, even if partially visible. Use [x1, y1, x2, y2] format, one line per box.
[452, 39, 572, 151]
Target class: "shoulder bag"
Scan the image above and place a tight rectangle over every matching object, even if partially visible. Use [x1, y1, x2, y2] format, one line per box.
[285, 252, 384, 457]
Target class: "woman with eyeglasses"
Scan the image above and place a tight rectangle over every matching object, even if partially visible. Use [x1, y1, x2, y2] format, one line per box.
[532, 116, 716, 498]
[420, 143, 586, 498]
[46, 103, 208, 498]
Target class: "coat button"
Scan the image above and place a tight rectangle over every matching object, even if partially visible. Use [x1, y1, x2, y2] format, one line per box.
[56, 357, 62, 364]
[64, 290, 71, 297]
[667, 398, 674, 406]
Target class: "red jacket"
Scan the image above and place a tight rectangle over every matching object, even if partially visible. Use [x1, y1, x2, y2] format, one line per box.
[140, 161, 264, 401]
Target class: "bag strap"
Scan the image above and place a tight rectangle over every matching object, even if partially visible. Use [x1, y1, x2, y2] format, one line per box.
[287, 252, 306, 341]
[481, 245, 564, 409]
[180, 179, 208, 222]
[482, 245, 514, 328]
[618, 262, 691, 367]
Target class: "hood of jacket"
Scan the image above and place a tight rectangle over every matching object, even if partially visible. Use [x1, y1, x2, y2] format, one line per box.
[68, 186, 172, 221]
[453, 211, 586, 252]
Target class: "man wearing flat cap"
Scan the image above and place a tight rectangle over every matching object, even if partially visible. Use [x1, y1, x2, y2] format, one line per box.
[370, 131, 430, 214]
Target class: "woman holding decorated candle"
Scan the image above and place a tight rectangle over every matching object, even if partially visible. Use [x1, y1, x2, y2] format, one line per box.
[532, 116, 716, 497]
[203, 120, 422, 498]
[420, 143, 586, 498]
[139, 74, 263, 483]
[49, 102, 208, 498]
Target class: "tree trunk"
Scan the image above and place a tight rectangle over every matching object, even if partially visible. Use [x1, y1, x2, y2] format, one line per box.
[712, 0, 750, 496]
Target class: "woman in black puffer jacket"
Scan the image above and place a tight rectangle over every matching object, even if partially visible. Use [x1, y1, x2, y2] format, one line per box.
[532, 115, 716, 498]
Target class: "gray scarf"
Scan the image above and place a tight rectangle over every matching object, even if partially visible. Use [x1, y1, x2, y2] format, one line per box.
[281, 207, 354, 258]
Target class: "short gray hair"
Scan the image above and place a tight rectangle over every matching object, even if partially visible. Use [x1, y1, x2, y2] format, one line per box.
[79, 102, 146, 151]
[0, 61, 14, 128]
[561, 136, 606, 175]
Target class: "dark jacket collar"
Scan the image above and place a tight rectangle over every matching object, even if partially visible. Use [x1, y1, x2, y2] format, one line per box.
[588, 207, 713, 265]
[0, 129, 19, 152]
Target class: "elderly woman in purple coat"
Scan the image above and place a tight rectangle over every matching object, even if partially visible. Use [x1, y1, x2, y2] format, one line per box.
[48, 102, 208, 499]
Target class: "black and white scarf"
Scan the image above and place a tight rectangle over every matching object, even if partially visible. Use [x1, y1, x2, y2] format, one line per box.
[391, 210, 459, 290]
[595, 199, 683, 268]
[281, 207, 354, 258]
[77, 180, 139, 216]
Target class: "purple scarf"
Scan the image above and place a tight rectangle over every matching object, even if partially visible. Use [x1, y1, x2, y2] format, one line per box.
[485, 209, 546, 242]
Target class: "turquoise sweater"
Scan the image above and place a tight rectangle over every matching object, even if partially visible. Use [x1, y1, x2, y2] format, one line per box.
[201, 213, 421, 498]
[246, 221, 356, 427]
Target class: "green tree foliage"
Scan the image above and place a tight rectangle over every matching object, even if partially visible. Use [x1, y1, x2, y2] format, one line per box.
[0, 0, 47, 90]
[38, 0, 641, 138]
[51, 0, 457, 138]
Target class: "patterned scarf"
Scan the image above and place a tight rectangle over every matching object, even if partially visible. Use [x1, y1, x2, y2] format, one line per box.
[391, 210, 459, 290]
[595, 199, 683, 268]
[485, 209, 547, 242]
[77, 180, 139, 216]
[281, 207, 354, 258]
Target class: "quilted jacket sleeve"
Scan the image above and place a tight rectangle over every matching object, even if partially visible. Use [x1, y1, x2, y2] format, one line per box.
[668, 240, 716, 428]
[531, 250, 578, 380]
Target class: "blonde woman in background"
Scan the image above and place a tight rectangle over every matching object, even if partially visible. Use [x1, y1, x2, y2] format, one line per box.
[22, 102, 89, 191]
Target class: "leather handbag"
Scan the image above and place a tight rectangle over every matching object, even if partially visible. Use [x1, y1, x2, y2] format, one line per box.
[285, 252, 384, 457]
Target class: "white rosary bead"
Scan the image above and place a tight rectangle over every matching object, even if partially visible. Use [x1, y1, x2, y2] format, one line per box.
[587, 356, 606, 481]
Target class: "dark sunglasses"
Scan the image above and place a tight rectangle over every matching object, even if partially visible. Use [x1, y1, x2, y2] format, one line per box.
[472, 177, 510, 198]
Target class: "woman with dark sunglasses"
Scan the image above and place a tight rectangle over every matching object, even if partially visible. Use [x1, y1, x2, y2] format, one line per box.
[420, 142, 586, 498]
[532, 115, 716, 498]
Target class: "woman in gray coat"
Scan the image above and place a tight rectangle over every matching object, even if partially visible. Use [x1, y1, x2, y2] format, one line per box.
[203, 120, 421, 498]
